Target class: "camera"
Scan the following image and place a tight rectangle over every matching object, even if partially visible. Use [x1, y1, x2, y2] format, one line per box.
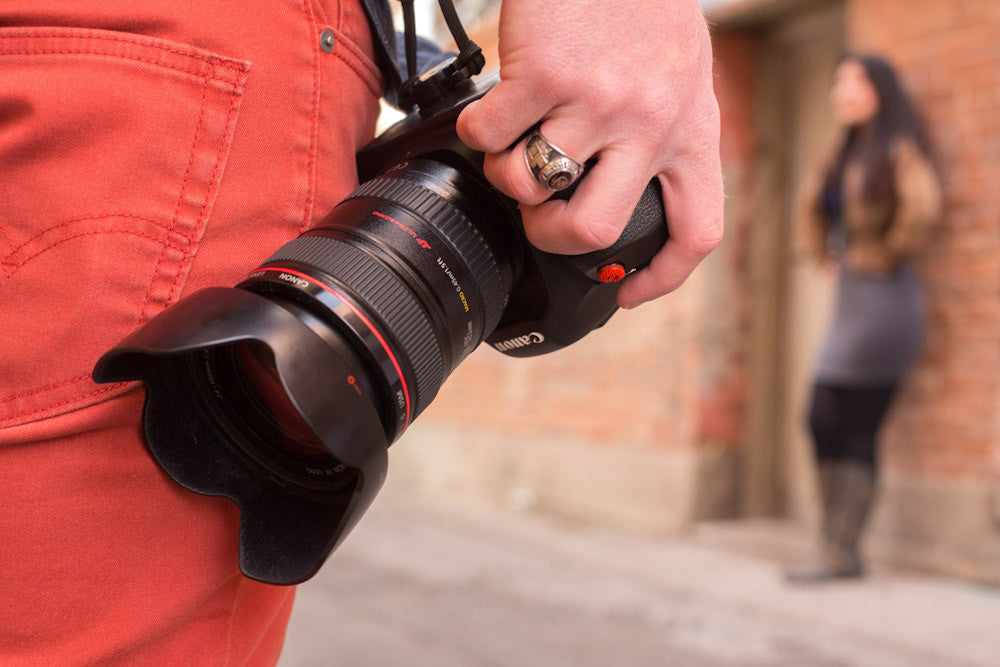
[93, 60, 669, 585]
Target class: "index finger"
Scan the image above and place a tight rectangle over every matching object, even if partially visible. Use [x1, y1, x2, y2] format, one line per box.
[455, 78, 554, 154]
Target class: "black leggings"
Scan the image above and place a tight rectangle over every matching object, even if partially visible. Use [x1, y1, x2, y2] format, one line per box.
[807, 382, 898, 472]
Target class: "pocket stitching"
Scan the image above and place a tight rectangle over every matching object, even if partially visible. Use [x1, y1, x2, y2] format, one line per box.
[145, 67, 244, 318]
[1, 49, 237, 85]
[0, 29, 250, 426]
[0, 383, 126, 428]
[141, 69, 211, 319]
[0, 374, 92, 403]
[327, 26, 382, 98]
[5, 213, 174, 256]
[0, 27, 251, 82]
[4, 228, 170, 275]
[2, 217, 174, 276]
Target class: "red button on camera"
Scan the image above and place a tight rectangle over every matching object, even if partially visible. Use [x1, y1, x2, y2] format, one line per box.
[597, 263, 626, 283]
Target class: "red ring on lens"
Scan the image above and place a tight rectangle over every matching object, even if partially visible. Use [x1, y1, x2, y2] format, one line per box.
[255, 266, 411, 428]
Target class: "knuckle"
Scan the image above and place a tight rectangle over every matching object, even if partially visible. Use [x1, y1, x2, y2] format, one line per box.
[458, 119, 495, 153]
[457, 108, 504, 153]
[581, 215, 624, 250]
[689, 216, 724, 255]
[585, 72, 621, 115]
[589, 94, 620, 126]
[632, 91, 672, 128]
[686, 97, 722, 146]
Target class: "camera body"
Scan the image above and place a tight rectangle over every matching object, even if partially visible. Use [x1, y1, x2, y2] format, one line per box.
[358, 72, 669, 359]
[93, 65, 668, 585]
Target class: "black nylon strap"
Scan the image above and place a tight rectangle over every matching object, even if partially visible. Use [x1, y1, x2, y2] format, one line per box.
[390, 0, 484, 106]
[399, 0, 419, 79]
[435, 0, 471, 51]
[358, 0, 457, 108]
[359, 0, 403, 95]
[435, 0, 484, 75]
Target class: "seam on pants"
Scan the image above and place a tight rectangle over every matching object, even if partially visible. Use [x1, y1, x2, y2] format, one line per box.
[301, 0, 322, 231]
[140, 72, 210, 317]
[224, 576, 247, 666]
[165, 79, 244, 307]
[139, 66, 247, 322]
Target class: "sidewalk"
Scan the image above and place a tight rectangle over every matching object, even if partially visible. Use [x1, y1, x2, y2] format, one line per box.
[279, 478, 1000, 667]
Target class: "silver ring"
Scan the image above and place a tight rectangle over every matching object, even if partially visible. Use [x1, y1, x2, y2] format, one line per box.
[524, 131, 584, 191]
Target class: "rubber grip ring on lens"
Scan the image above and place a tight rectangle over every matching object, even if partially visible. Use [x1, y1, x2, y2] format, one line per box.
[347, 177, 507, 335]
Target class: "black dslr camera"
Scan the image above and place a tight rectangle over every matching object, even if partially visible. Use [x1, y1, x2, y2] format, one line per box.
[93, 60, 668, 585]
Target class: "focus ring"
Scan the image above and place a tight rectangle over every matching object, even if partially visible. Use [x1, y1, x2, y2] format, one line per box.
[347, 177, 507, 334]
[264, 235, 444, 418]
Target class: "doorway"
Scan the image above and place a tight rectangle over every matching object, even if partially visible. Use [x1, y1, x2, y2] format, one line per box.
[742, 0, 845, 521]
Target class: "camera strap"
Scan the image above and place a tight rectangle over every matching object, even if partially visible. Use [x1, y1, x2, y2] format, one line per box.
[397, 0, 486, 82]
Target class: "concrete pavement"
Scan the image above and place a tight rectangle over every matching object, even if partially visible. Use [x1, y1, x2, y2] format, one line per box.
[279, 478, 1000, 667]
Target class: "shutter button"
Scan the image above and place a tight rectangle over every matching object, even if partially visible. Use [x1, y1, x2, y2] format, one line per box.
[597, 263, 626, 283]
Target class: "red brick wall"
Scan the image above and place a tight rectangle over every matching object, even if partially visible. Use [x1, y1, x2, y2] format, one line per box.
[696, 33, 758, 448]
[421, 289, 705, 450]
[846, 0, 1000, 480]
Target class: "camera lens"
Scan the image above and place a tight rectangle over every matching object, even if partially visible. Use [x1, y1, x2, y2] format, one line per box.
[93, 155, 522, 584]
[228, 341, 329, 456]
[188, 340, 359, 492]
[236, 157, 518, 445]
[93, 136, 665, 583]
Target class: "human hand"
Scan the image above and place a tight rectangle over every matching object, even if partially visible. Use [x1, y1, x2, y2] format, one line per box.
[456, 0, 723, 308]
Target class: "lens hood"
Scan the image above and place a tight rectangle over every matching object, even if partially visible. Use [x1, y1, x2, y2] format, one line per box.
[93, 287, 388, 584]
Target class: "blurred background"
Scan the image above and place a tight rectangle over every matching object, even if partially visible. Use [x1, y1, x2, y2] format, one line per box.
[281, 0, 1000, 664]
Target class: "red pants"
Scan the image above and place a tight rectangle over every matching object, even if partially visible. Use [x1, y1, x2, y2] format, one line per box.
[0, 1, 380, 663]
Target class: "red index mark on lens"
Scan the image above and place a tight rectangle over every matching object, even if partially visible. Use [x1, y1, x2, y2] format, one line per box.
[371, 210, 432, 250]
[255, 266, 411, 428]
[347, 375, 362, 396]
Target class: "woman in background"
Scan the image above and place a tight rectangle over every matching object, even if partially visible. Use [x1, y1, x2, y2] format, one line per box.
[788, 54, 942, 582]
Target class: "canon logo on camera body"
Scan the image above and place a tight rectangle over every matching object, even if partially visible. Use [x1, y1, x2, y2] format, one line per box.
[491, 332, 545, 352]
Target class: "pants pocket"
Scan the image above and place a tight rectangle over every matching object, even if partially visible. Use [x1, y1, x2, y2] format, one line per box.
[0, 27, 249, 427]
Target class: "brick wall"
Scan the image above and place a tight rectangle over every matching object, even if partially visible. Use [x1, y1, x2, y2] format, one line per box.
[697, 33, 758, 450]
[845, 0, 1000, 482]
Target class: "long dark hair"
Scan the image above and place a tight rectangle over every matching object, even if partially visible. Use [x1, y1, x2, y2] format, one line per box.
[823, 53, 932, 207]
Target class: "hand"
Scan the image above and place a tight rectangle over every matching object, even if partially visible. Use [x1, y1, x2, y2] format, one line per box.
[456, 0, 723, 308]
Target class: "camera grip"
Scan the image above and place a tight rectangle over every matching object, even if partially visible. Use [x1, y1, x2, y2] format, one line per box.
[551, 176, 669, 282]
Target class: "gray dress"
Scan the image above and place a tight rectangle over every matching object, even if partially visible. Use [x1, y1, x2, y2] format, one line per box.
[815, 263, 925, 386]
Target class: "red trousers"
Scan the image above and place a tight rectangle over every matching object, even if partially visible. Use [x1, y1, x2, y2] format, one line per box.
[0, 1, 381, 663]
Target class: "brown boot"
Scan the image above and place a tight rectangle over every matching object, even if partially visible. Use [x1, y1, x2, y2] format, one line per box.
[785, 459, 874, 583]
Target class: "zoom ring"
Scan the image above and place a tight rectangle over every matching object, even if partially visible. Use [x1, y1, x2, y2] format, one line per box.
[264, 235, 444, 419]
[347, 177, 507, 334]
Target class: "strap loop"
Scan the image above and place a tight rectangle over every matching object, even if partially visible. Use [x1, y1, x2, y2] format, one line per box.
[397, 0, 485, 83]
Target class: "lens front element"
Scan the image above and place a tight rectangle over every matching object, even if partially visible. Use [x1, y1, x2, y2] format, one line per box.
[231, 341, 331, 456]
